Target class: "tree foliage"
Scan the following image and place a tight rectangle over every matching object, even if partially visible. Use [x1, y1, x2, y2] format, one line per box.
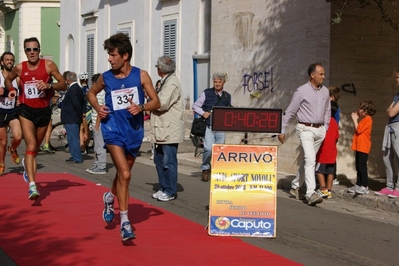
[327, 0, 398, 29]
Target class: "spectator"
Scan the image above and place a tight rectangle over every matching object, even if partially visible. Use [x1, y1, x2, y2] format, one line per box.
[192, 72, 232, 182]
[148, 79, 161, 160]
[150, 56, 185, 202]
[347, 100, 376, 194]
[278, 63, 330, 206]
[329, 86, 341, 186]
[79, 72, 90, 155]
[378, 69, 399, 198]
[86, 73, 106, 174]
[315, 101, 339, 199]
[62, 71, 85, 164]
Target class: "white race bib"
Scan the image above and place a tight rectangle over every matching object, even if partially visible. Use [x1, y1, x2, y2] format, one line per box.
[24, 83, 44, 99]
[111, 86, 139, 111]
[0, 96, 15, 109]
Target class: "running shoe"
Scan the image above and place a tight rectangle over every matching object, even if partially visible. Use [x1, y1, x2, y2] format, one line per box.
[40, 144, 55, 153]
[316, 189, 329, 198]
[0, 163, 4, 176]
[120, 221, 136, 241]
[152, 190, 164, 199]
[375, 187, 393, 196]
[388, 189, 399, 198]
[102, 192, 114, 223]
[307, 192, 323, 206]
[289, 188, 305, 200]
[28, 185, 40, 200]
[8, 146, 20, 164]
[89, 167, 106, 175]
[85, 165, 97, 173]
[355, 186, 369, 195]
[22, 158, 28, 183]
[158, 193, 176, 202]
[347, 185, 359, 193]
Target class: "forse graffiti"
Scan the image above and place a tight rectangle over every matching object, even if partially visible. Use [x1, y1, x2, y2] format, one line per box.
[242, 68, 274, 95]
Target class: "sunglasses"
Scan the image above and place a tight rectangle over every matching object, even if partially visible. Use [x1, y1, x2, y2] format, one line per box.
[24, 47, 40, 52]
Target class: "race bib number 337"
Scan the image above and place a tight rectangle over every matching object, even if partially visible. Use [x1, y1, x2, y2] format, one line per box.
[111, 86, 139, 111]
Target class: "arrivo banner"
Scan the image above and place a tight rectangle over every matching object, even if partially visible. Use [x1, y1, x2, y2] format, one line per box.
[208, 144, 277, 238]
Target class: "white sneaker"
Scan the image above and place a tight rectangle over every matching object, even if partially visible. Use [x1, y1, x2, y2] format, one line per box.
[158, 193, 176, 202]
[152, 190, 164, 199]
[347, 185, 360, 193]
[86, 165, 97, 173]
[355, 186, 369, 194]
[333, 179, 339, 185]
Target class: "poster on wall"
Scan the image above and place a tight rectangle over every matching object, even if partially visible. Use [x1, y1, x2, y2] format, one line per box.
[208, 144, 277, 238]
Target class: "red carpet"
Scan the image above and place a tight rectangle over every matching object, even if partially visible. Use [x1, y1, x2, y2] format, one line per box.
[0, 173, 300, 266]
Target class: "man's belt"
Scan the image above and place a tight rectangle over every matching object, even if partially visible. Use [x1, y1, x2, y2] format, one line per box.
[298, 122, 323, 128]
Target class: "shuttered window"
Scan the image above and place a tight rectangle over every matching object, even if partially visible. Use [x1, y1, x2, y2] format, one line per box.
[163, 20, 176, 61]
[86, 34, 94, 86]
[117, 28, 131, 38]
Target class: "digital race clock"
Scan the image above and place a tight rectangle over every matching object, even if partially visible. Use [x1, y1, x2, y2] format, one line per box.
[211, 107, 282, 133]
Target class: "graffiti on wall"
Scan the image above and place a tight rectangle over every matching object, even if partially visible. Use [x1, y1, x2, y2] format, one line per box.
[242, 68, 274, 97]
[341, 83, 356, 96]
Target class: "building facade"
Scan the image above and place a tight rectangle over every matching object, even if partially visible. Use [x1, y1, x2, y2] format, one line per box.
[209, 1, 399, 179]
[0, 0, 61, 65]
[60, 0, 211, 117]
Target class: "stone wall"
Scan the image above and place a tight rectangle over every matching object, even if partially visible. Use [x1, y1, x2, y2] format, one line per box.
[329, 1, 399, 179]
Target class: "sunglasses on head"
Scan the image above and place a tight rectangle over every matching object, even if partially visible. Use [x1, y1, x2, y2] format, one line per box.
[24, 47, 40, 52]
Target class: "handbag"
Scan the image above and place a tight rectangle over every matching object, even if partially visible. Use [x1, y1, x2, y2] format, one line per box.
[190, 117, 207, 137]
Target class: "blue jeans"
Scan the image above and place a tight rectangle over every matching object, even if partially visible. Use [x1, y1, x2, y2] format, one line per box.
[154, 143, 178, 196]
[65, 123, 82, 162]
[201, 126, 225, 171]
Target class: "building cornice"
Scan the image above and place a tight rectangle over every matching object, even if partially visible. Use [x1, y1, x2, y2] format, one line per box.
[81, 10, 98, 20]
[0, 0, 60, 13]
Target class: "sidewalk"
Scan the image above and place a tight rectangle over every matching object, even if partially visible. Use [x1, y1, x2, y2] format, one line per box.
[178, 149, 399, 213]
[142, 121, 399, 214]
[143, 139, 399, 214]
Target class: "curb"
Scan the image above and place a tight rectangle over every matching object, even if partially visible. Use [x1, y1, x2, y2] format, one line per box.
[176, 153, 399, 215]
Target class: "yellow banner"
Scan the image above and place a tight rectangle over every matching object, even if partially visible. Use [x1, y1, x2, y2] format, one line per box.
[209, 144, 277, 238]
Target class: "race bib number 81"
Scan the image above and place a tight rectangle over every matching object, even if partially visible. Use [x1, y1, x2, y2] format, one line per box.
[24, 83, 44, 99]
[111, 86, 139, 111]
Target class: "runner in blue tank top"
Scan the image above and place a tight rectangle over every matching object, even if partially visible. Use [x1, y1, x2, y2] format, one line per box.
[87, 33, 160, 241]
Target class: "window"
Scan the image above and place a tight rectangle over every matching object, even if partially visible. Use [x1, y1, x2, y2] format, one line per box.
[86, 34, 94, 86]
[117, 21, 134, 64]
[163, 19, 177, 61]
[117, 28, 131, 38]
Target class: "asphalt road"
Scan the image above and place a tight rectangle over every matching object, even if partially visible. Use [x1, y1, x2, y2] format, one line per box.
[3, 140, 399, 266]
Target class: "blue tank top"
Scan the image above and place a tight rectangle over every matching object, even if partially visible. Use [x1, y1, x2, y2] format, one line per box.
[101, 67, 145, 147]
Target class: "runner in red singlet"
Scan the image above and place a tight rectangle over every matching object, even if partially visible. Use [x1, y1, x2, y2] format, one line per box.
[4, 37, 67, 200]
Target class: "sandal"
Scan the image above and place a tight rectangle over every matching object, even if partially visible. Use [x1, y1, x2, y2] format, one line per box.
[8, 146, 21, 165]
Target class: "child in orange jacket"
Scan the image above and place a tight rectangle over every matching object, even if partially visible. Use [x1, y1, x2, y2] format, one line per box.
[347, 100, 376, 194]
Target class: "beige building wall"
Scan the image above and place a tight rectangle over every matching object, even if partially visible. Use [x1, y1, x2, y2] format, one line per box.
[211, 0, 399, 180]
[210, 1, 332, 175]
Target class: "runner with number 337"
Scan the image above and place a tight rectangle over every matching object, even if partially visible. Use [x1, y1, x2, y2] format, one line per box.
[111, 86, 139, 111]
